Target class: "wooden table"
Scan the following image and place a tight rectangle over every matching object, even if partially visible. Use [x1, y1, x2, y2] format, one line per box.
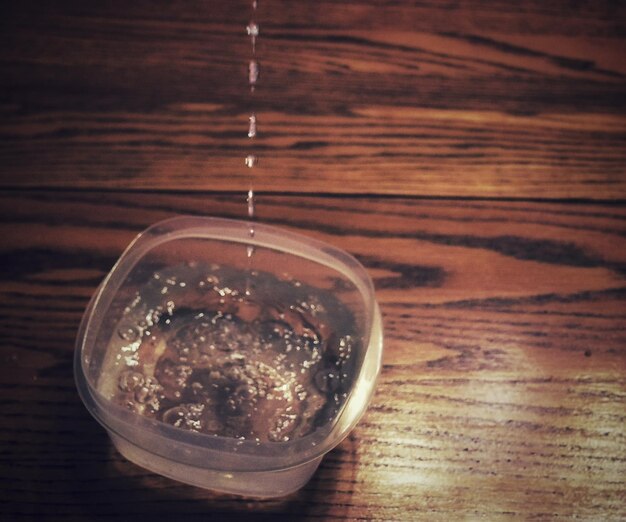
[1, 1, 625, 519]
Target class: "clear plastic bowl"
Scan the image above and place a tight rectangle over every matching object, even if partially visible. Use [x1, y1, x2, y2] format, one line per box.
[74, 216, 383, 498]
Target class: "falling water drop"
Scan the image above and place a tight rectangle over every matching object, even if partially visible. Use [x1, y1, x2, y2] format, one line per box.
[247, 22, 259, 54]
[248, 60, 259, 89]
[248, 114, 257, 138]
[246, 189, 256, 263]
[246, 22, 259, 37]
[245, 3, 258, 288]
[245, 154, 257, 168]
[247, 188, 255, 219]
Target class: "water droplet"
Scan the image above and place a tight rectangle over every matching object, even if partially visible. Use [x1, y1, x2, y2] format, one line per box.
[118, 325, 139, 342]
[247, 188, 255, 218]
[247, 21, 259, 55]
[248, 114, 257, 138]
[248, 60, 259, 87]
[245, 154, 257, 168]
[246, 22, 259, 37]
[246, 187, 256, 265]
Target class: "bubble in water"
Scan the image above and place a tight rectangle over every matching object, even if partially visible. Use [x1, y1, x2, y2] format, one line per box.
[248, 60, 259, 87]
[162, 403, 205, 431]
[134, 377, 163, 412]
[118, 370, 145, 392]
[162, 405, 186, 425]
[314, 368, 340, 393]
[248, 114, 257, 138]
[235, 383, 257, 401]
[269, 412, 298, 442]
[338, 335, 353, 361]
[134, 386, 150, 403]
[156, 361, 193, 400]
[118, 325, 140, 342]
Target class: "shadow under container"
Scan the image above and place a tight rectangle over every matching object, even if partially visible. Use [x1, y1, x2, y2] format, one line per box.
[74, 216, 383, 497]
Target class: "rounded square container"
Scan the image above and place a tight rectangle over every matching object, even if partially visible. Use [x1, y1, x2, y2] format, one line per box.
[74, 216, 383, 498]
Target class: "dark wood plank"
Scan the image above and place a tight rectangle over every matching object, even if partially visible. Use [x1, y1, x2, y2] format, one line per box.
[1, 1, 625, 197]
[1, 190, 624, 519]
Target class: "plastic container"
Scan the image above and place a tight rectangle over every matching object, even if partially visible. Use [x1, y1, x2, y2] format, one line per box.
[74, 216, 383, 497]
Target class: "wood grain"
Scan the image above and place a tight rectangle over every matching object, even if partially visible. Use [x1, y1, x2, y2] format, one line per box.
[1, 191, 624, 519]
[1, 1, 625, 198]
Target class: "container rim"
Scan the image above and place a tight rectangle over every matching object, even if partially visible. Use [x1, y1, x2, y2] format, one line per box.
[75, 216, 382, 472]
